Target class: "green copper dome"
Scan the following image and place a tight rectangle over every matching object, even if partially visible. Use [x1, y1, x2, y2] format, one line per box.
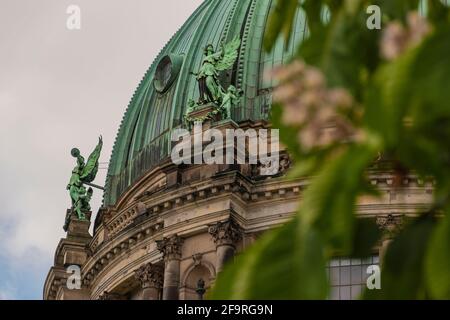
[104, 0, 309, 206]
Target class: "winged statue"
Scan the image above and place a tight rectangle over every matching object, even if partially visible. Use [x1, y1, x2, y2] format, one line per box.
[193, 36, 241, 105]
[64, 136, 103, 230]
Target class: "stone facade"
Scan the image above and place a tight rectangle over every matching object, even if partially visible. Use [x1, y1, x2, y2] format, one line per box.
[43, 121, 435, 300]
[42, 0, 437, 300]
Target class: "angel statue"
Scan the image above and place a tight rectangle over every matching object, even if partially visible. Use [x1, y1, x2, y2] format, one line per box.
[64, 136, 103, 231]
[220, 85, 242, 120]
[192, 37, 241, 105]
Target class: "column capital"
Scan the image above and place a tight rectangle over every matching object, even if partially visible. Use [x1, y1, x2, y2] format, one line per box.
[134, 263, 163, 289]
[156, 235, 184, 260]
[376, 214, 404, 238]
[208, 219, 242, 247]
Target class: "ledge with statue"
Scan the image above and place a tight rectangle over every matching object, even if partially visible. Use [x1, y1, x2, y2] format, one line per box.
[184, 37, 243, 130]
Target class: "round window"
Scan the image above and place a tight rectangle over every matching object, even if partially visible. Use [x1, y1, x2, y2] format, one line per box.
[154, 54, 183, 93]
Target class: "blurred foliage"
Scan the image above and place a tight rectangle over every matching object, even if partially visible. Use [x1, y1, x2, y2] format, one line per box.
[210, 0, 450, 300]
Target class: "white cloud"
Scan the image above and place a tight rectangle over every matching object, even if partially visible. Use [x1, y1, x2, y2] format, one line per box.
[0, 0, 203, 298]
[0, 288, 17, 300]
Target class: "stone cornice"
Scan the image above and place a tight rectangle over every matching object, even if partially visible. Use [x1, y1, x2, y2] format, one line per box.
[83, 211, 233, 293]
[105, 202, 146, 239]
[367, 174, 435, 190]
[79, 171, 434, 295]
[113, 173, 432, 235]
[102, 172, 302, 239]
[103, 169, 299, 231]
[43, 266, 67, 300]
[113, 163, 169, 212]
[82, 220, 163, 288]
[90, 249, 161, 299]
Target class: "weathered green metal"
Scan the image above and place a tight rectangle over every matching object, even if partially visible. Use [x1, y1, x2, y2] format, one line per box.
[220, 85, 241, 120]
[183, 36, 241, 127]
[183, 99, 199, 130]
[104, 0, 309, 206]
[65, 136, 103, 230]
[194, 36, 240, 104]
[103, 0, 443, 207]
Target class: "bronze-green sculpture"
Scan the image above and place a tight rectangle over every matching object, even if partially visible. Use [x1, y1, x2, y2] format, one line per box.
[183, 99, 199, 130]
[219, 85, 242, 120]
[193, 37, 241, 105]
[64, 136, 103, 230]
[184, 37, 242, 128]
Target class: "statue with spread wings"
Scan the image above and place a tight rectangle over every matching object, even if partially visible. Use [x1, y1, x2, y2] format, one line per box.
[64, 136, 103, 230]
[193, 37, 241, 105]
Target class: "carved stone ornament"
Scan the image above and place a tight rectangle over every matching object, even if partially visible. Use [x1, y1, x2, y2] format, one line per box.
[98, 291, 126, 300]
[376, 214, 405, 238]
[192, 253, 203, 266]
[251, 153, 290, 179]
[208, 219, 242, 247]
[134, 263, 164, 289]
[156, 235, 184, 260]
[278, 153, 292, 175]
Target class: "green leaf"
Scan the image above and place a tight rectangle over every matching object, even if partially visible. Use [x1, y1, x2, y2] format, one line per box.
[300, 143, 378, 253]
[396, 26, 450, 190]
[302, 0, 326, 35]
[364, 46, 417, 148]
[425, 213, 450, 299]
[373, 0, 420, 21]
[350, 218, 382, 258]
[209, 218, 328, 299]
[364, 216, 436, 299]
[298, 3, 381, 97]
[264, 0, 300, 52]
[426, 0, 450, 26]
[365, 25, 450, 194]
[271, 102, 302, 161]
[286, 156, 317, 179]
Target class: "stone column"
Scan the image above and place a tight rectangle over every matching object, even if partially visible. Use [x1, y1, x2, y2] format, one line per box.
[156, 235, 183, 300]
[209, 220, 242, 273]
[134, 263, 163, 300]
[376, 214, 404, 265]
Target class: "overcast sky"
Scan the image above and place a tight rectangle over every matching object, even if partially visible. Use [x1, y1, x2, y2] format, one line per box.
[0, 0, 203, 300]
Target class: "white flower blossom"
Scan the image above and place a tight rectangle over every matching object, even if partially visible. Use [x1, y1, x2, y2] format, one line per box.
[381, 11, 431, 61]
[272, 60, 359, 151]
